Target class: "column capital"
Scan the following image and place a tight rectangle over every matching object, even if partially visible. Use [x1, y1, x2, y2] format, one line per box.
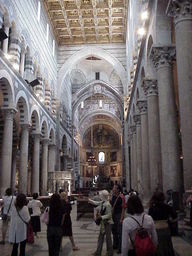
[133, 114, 141, 126]
[150, 45, 176, 69]
[130, 125, 136, 134]
[1, 107, 17, 120]
[127, 132, 133, 142]
[143, 79, 158, 96]
[167, 0, 192, 25]
[42, 138, 49, 145]
[20, 123, 31, 130]
[49, 143, 56, 148]
[137, 99, 147, 114]
[31, 132, 41, 138]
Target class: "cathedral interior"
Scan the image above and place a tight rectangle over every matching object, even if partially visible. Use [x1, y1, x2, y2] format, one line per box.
[0, 0, 191, 202]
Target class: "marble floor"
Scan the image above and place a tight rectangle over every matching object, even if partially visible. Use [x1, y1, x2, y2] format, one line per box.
[0, 203, 192, 256]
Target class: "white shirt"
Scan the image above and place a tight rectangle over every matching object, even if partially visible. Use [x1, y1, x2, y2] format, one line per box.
[27, 199, 43, 216]
[2, 195, 16, 216]
[9, 205, 30, 243]
[122, 213, 158, 256]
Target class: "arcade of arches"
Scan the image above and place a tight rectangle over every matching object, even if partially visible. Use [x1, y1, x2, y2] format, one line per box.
[0, 0, 192, 203]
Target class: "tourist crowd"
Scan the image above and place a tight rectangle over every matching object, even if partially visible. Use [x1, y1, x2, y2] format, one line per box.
[0, 185, 182, 256]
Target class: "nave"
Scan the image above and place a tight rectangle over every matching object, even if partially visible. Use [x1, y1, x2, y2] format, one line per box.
[0, 203, 192, 256]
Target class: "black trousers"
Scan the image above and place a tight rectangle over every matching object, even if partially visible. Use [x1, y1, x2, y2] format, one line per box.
[112, 213, 122, 252]
[11, 240, 26, 256]
[47, 226, 63, 256]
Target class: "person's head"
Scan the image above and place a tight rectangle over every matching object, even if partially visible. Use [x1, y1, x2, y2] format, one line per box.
[15, 194, 27, 209]
[113, 184, 122, 195]
[150, 191, 165, 207]
[127, 195, 144, 215]
[60, 191, 68, 201]
[99, 190, 109, 202]
[5, 188, 12, 196]
[50, 193, 61, 210]
[32, 193, 39, 200]
[59, 189, 64, 194]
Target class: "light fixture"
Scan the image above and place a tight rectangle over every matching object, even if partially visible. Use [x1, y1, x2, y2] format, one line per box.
[29, 78, 40, 87]
[141, 10, 149, 21]
[137, 27, 146, 36]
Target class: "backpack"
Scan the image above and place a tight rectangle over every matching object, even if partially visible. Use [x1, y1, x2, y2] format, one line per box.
[130, 214, 156, 256]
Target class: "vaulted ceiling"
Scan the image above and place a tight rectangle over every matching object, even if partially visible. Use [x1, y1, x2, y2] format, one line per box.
[43, 0, 127, 45]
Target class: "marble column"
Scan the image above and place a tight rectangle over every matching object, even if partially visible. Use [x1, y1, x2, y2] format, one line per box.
[151, 46, 181, 192]
[167, 0, 192, 190]
[45, 82, 52, 112]
[9, 24, 21, 70]
[2, 24, 9, 54]
[31, 133, 40, 194]
[143, 79, 162, 192]
[133, 114, 142, 196]
[129, 132, 134, 189]
[34, 69, 44, 102]
[137, 99, 150, 200]
[130, 125, 137, 190]
[0, 108, 16, 196]
[11, 150, 17, 191]
[24, 49, 34, 82]
[41, 139, 49, 195]
[124, 121, 130, 190]
[19, 47, 25, 77]
[48, 144, 56, 172]
[19, 124, 30, 194]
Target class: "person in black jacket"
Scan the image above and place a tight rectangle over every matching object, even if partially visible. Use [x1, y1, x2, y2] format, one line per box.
[148, 191, 177, 256]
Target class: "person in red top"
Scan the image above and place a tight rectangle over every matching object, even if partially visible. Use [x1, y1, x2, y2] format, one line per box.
[111, 184, 126, 254]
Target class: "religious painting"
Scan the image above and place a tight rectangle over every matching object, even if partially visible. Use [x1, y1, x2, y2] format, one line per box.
[110, 152, 117, 162]
[110, 166, 117, 177]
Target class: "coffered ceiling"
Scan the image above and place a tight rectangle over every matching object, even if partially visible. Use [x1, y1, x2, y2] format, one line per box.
[43, 0, 127, 45]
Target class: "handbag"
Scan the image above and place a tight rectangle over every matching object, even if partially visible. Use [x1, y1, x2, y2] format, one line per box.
[95, 202, 106, 226]
[1, 196, 13, 221]
[27, 223, 34, 244]
[41, 207, 49, 225]
[16, 208, 34, 244]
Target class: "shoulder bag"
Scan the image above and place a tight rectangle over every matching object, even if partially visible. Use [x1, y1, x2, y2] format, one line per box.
[16, 208, 34, 244]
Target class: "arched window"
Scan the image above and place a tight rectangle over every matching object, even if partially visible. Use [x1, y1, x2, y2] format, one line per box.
[98, 152, 105, 164]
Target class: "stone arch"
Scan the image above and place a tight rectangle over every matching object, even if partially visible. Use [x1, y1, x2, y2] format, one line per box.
[40, 117, 48, 139]
[136, 88, 139, 101]
[16, 93, 29, 124]
[61, 134, 67, 154]
[146, 35, 155, 77]
[72, 80, 123, 115]
[49, 127, 55, 144]
[147, 35, 153, 58]
[0, 70, 14, 107]
[58, 46, 127, 96]
[30, 108, 40, 133]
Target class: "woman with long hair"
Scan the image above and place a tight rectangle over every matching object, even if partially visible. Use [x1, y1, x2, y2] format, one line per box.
[47, 193, 65, 256]
[148, 191, 177, 256]
[60, 192, 79, 251]
[122, 195, 158, 256]
[9, 193, 30, 256]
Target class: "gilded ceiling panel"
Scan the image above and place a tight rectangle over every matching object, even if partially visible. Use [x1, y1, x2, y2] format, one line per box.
[43, 0, 127, 45]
